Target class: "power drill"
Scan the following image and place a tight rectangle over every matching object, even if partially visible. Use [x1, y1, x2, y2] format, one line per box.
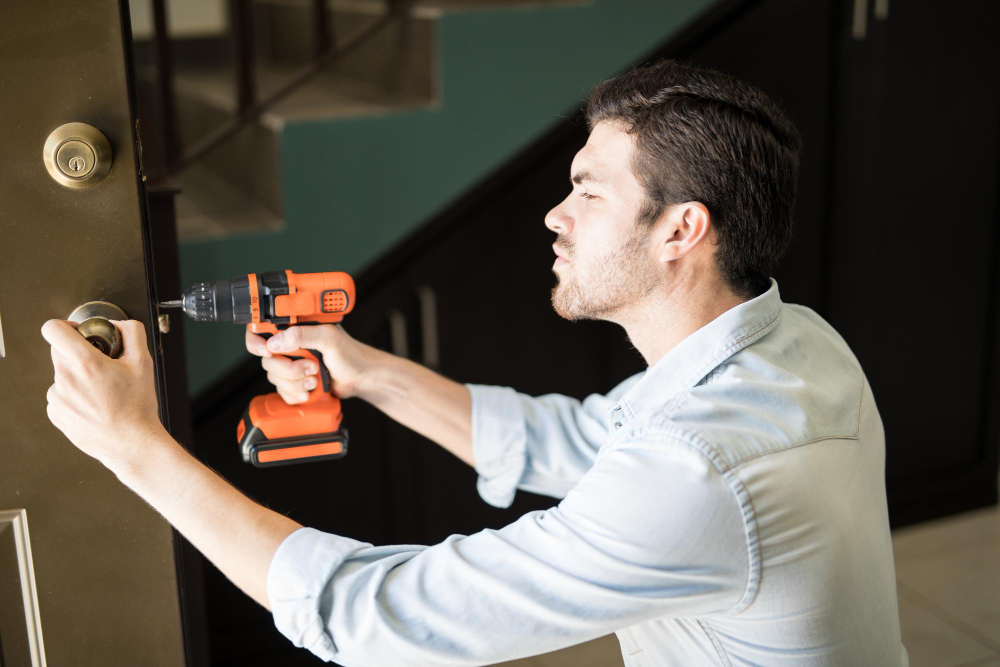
[160, 270, 355, 468]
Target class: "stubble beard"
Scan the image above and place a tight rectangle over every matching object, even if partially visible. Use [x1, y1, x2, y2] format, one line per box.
[550, 225, 660, 321]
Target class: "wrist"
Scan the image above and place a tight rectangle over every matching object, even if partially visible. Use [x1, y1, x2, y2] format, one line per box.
[354, 345, 402, 404]
[109, 426, 183, 485]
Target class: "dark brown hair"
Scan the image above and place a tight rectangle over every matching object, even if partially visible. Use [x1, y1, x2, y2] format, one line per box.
[586, 59, 803, 298]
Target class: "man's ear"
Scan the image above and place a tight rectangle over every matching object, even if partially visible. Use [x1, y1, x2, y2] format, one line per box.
[657, 202, 711, 264]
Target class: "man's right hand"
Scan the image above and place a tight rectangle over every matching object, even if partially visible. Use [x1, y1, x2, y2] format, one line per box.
[247, 321, 475, 467]
[245, 324, 378, 404]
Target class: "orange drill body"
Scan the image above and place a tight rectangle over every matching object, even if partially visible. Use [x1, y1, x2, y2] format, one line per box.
[238, 270, 355, 467]
[168, 269, 355, 468]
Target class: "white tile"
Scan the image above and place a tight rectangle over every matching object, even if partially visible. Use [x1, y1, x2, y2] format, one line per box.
[897, 590, 996, 667]
[895, 535, 1000, 648]
[491, 634, 623, 667]
[954, 658, 1000, 667]
[892, 505, 1000, 562]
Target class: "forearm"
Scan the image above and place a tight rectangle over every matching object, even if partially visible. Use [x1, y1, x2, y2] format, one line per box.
[359, 350, 474, 466]
[112, 431, 301, 610]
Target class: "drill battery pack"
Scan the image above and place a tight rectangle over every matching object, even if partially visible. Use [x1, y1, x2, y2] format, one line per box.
[236, 335, 350, 467]
[237, 380, 349, 468]
[239, 271, 355, 467]
[168, 269, 357, 468]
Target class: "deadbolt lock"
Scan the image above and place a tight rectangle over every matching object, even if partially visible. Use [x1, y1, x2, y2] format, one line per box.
[68, 301, 127, 359]
[43, 123, 113, 188]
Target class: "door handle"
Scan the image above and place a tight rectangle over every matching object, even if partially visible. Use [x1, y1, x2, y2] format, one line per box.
[387, 307, 409, 359]
[416, 285, 440, 370]
[68, 301, 127, 359]
[852, 0, 869, 40]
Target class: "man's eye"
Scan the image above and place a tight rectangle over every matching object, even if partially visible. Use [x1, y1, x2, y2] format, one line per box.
[579, 192, 598, 200]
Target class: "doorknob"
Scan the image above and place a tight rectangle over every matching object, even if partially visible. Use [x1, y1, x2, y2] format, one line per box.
[42, 123, 113, 188]
[68, 301, 127, 359]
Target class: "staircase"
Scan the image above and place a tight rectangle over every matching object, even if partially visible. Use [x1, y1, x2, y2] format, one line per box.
[131, 0, 719, 395]
[136, 0, 587, 241]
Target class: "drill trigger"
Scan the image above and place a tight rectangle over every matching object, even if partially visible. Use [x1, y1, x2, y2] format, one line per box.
[306, 348, 332, 394]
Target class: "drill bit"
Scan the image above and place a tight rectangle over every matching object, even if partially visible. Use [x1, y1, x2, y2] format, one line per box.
[159, 300, 183, 308]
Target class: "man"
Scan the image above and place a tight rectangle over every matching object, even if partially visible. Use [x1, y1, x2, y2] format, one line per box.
[42, 60, 907, 665]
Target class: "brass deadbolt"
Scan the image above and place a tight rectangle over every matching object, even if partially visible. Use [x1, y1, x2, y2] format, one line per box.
[68, 301, 127, 359]
[43, 123, 113, 188]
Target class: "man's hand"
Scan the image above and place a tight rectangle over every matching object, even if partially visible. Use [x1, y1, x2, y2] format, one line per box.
[245, 323, 384, 404]
[41, 318, 167, 474]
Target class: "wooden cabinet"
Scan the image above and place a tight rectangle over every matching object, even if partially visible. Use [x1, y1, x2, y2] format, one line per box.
[822, 0, 1000, 524]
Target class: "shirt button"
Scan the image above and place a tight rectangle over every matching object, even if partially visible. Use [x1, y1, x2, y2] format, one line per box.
[614, 421, 622, 430]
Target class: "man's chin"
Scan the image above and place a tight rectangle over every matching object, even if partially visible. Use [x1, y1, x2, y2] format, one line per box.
[550, 285, 589, 322]
[550, 285, 574, 320]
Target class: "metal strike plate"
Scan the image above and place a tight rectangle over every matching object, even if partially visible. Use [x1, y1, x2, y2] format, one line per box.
[43, 122, 113, 188]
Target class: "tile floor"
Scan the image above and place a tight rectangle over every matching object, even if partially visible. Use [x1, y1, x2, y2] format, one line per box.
[493, 503, 1000, 667]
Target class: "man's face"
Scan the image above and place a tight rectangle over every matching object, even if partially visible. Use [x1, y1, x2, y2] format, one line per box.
[545, 122, 663, 321]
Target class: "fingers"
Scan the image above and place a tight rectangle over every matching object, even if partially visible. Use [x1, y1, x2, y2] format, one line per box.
[266, 372, 314, 404]
[46, 382, 59, 405]
[261, 354, 318, 404]
[261, 354, 317, 380]
[109, 320, 149, 365]
[265, 324, 337, 354]
[40, 319, 103, 367]
[50, 345, 73, 378]
[245, 327, 272, 357]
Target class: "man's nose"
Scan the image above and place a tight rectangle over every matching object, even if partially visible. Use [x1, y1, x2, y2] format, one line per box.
[544, 199, 573, 235]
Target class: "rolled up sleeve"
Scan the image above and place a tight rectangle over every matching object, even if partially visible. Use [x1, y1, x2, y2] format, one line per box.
[466, 378, 642, 508]
[266, 430, 751, 666]
[467, 384, 529, 508]
[267, 528, 372, 660]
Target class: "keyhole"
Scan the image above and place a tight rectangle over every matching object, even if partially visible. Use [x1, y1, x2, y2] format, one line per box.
[68, 156, 86, 172]
[87, 337, 109, 355]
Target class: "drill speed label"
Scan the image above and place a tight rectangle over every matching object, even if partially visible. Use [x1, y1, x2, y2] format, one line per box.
[248, 273, 262, 324]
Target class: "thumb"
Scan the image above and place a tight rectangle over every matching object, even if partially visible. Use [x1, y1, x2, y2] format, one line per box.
[266, 325, 335, 354]
[111, 319, 148, 362]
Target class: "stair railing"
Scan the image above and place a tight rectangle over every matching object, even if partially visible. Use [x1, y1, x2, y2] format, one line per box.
[148, 0, 414, 175]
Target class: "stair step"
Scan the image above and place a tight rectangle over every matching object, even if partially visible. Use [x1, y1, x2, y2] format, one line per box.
[174, 66, 432, 128]
[257, 0, 438, 101]
[174, 161, 284, 241]
[169, 65, 433, 242]
[164, 0, 585, 242]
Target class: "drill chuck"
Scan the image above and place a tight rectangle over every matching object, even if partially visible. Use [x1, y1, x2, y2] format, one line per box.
[179, 274, 271, 323]
[181, 280, 235, 322]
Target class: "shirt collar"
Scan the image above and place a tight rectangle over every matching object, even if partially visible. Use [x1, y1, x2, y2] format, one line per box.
[612, 278, 784, 424]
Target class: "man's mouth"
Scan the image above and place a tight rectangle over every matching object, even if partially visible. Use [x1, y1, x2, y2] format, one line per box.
[552, 244, 571, 266]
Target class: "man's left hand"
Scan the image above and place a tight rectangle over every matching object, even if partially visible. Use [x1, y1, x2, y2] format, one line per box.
[41, 318, 167, 474]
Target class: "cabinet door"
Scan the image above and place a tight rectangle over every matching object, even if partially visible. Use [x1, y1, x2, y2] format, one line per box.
[0, 1, 187, 664]
[826, 0, 1000, 523]
[405, 127, 615, 540]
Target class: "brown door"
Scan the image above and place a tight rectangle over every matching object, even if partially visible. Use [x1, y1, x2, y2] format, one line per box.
[0, 1, 187, 665]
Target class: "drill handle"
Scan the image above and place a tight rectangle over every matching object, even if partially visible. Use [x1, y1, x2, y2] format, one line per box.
[258, 333, 334, 402]
[278, 347, 332, 403]
[288, 348, 332, 397]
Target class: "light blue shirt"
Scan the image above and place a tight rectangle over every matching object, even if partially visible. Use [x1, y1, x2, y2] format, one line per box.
[267, 279, 908, 666]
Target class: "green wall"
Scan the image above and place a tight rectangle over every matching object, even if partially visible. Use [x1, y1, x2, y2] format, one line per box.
[178, 0, 717, 397]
